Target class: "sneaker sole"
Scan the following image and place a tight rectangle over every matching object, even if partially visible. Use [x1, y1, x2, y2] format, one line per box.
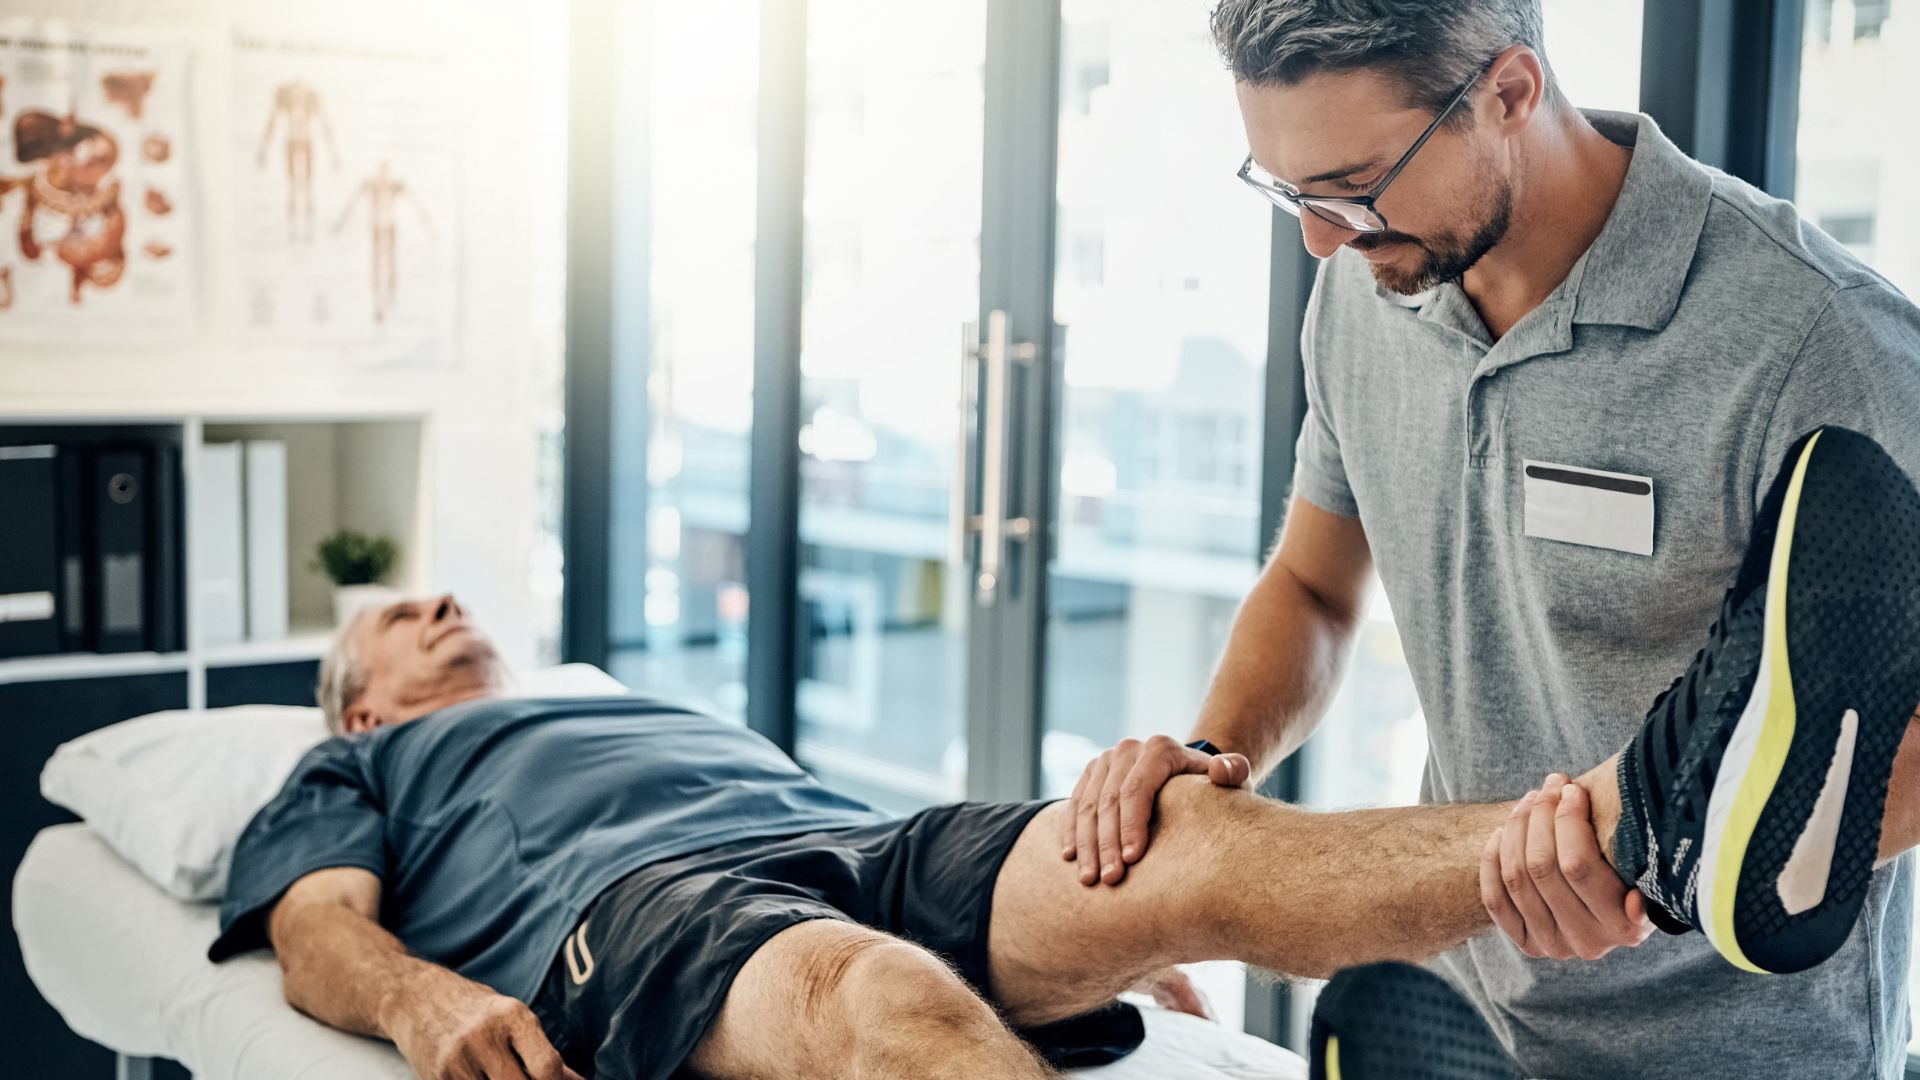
[1698, 428, 1920, 974]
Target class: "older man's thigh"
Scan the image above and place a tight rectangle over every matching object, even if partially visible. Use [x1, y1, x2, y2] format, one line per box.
[986, 776, 1245, 1024]
[683, 918, 994, 1080]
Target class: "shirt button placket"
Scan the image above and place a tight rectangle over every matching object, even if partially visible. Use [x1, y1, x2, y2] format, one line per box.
[1464, 350, 1497, 471]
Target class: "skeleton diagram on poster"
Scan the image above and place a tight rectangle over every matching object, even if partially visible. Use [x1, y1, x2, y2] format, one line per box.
[0, 21, 196, 341]
[233, 30, 455, 358]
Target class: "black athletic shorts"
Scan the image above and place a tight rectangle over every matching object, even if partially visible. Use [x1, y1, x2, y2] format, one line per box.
[525, 798, 1145, 1080]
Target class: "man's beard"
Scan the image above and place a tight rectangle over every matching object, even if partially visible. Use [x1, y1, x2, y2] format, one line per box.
[1350, 178, 1514, 296]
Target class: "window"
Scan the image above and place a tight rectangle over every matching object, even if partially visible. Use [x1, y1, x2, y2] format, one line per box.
[1541, 0, 1644, 113]
[1041, 0, 1278, 1031]
[791, 0, 987, 814]
[1810, 0, 1897, 43]
[1794, 0, 1920, 1053]
[1043, 0, 1273, 798]
[602, 0, 760, 720]
[1797, 10, 1917, 299]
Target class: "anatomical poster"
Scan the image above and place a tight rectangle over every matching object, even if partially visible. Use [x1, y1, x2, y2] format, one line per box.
[232, 28, 456, 358]
[0, 20, 198, 341]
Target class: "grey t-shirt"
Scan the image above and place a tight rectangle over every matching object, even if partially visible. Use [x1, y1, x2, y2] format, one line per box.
[1292, 110, 1920, 1078]
[207, 695, 883, 1001]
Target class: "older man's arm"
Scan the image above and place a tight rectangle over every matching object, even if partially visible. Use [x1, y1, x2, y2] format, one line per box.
[268, 867, 582, 1080]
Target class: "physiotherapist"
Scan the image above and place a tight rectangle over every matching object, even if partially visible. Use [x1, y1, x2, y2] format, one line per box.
[1063, 2, 1920, 1077]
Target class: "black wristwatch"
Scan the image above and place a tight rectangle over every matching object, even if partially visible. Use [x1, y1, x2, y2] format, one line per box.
[1185, 738, 1224, 757]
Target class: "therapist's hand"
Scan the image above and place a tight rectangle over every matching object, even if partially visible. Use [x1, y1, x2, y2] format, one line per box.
[1061, 735, 1252, 887]
[384, 965, 584, 1080]
[1479, 773, 1653, 962]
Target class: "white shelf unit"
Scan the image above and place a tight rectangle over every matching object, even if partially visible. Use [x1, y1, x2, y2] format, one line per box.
[0, 410, 432, 706]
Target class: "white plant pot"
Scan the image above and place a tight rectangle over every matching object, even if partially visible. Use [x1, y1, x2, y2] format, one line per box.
[333, 584, 401, 628]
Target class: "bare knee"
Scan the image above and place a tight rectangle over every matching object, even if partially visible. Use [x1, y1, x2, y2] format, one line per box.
[788, 932, 1015, 1068]
[1150, 775, 1252, 868]
[826, 938, 992, 1031]
[806, 936, 1064, 1077]
[696, 921, 1049, 1080]
[1145, 775, 1280, 933]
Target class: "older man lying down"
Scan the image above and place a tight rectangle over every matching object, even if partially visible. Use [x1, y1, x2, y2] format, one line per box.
[211, 567, 1904, 1079]
[206, 593, 1501, 1080]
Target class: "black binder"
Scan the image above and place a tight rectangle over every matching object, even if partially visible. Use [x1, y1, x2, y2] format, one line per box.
[54, 442, 92, 652]
[148, 442, 183, 653]
[0, 444, 61, 658]
[91, 447, 150, 654]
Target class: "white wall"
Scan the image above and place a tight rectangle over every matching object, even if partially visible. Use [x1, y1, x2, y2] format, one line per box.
[0, 0, 568, 669]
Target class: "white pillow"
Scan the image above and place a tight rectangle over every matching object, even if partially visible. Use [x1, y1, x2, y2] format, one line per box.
[38, 663, 630, 902]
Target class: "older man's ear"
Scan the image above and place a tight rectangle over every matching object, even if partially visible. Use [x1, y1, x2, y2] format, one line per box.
[342, 704, 388, 735]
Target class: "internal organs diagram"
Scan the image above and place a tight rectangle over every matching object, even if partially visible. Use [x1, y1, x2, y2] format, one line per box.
[101, 71, 155, 119]
[334, 160, 432, 326]
[8, 111, 127, 304]
[258, 81, 337, 244]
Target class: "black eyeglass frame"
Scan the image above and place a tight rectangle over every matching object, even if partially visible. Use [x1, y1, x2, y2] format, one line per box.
[1236, 58, 1497, 235]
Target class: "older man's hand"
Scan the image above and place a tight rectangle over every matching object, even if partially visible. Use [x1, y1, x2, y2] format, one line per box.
[1479, 772, 1653, 961]
[1130, 966, 1218, 1022]
[385, 965, 584, 1080]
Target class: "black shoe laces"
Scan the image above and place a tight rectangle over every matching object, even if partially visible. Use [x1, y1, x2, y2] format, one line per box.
[1636, 578, 1757, 877]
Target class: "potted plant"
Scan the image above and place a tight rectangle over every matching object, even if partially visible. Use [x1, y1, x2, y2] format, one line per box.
[313, 529, 402, 627]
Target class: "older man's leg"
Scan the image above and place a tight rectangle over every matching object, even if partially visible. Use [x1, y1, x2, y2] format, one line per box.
[987, 777, 1512, 1027]
[685, 919, 1057, 1080]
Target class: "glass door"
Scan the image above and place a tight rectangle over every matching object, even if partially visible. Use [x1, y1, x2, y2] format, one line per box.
[602, 0, 760, 720]
[1040, 0, 1274, 797]
[793, 0, 988, 814]
[1040, 0, 1280, 1031]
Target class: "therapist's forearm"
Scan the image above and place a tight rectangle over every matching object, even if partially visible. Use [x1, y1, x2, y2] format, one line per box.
[1188, 557, 1362, 782]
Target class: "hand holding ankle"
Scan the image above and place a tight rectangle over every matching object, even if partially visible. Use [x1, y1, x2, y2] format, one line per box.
[1479, 773, 1653, 962]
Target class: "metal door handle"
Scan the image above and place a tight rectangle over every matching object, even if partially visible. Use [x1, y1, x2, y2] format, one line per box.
[975, 310, 1034, 607]
[950, 321, 980, 575]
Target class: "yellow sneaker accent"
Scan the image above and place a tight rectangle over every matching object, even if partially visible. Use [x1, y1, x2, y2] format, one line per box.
[1708, 430, 1821, 973]
[1326, 1034, 1343, 1080]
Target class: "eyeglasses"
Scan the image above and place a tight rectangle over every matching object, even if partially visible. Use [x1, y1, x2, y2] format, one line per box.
[1236, 60, 1495, 235]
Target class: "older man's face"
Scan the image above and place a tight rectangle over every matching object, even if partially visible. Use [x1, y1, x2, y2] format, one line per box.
[342, 593, 504, 732]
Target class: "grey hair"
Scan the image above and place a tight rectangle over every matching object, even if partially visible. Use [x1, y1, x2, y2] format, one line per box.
[1208, 0, 1557, 120]
[315, 612, 372, 736]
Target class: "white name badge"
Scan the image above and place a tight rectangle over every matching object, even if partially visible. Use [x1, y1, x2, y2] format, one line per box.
[1522, 460, 1655, 557]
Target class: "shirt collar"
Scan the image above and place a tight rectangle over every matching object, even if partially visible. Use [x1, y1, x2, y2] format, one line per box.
[1566, 109, 1714, 331]
[1374, 109, 1714, 337]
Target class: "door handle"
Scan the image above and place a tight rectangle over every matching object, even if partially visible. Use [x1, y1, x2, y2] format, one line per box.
[950, 321, 980, 577]
[975, 309, 1034, 607]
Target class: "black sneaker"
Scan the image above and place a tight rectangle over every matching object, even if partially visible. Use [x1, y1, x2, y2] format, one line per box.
[1309, 962, 1522, 1080]
[1611, 426, 1920, 974]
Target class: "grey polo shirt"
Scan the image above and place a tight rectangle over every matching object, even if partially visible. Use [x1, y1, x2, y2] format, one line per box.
[1292, 109, 1920, 1078]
